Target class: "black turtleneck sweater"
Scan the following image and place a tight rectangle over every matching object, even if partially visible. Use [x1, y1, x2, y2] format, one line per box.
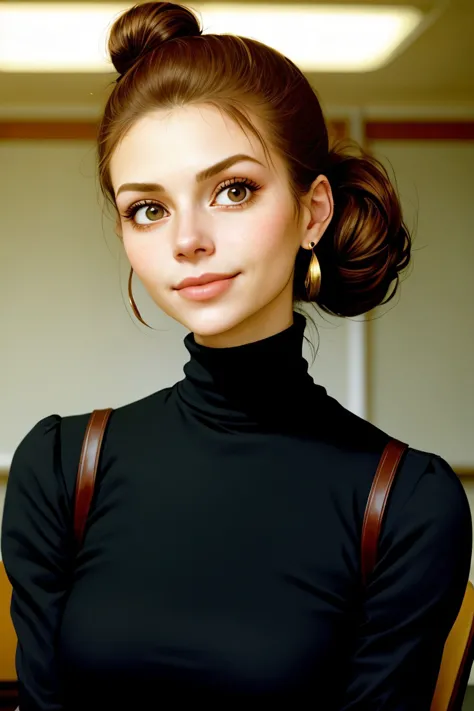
[2, 312, 472, 710]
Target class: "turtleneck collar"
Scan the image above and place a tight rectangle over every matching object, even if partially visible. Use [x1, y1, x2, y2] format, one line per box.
[175, 311, 326, 433]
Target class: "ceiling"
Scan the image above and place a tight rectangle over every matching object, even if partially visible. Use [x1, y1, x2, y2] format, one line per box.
[0, 0, 473, 118]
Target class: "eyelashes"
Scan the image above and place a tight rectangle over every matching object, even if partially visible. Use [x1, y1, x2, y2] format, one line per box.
[121, 176, 263, 231]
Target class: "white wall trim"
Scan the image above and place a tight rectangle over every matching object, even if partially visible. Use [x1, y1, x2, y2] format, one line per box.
[344, 109, 370, 420]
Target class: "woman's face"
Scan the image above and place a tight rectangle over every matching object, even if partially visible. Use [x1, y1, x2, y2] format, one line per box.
[110, 104, 331, 347]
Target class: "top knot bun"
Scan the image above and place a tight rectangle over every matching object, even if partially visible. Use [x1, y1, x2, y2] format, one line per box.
[108, 1, 202, 78]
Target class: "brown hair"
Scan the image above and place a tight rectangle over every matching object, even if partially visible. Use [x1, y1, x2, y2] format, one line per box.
[98, 0, 411, 318]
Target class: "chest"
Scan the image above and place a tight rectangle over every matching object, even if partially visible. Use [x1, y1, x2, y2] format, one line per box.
[59, 437, 361, 695]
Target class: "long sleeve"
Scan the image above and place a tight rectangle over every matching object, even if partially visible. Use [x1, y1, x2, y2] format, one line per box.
[1, 414, 74, 711]
[339, 454, 473, 711]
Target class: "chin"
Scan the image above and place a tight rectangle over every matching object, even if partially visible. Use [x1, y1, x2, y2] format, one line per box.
[177, 305, 253, 344]
[189, 310, 243, 336]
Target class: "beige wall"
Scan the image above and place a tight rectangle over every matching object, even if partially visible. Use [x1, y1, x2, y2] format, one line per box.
[369, 140, 474, 466]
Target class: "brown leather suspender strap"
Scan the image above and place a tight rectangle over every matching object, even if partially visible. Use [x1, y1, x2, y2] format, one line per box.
[360, 438, 409, 587]
[73, 410, 409, 586]
[74, 408, 113, 548]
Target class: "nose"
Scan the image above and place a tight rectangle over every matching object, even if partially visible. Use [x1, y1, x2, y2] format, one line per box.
[173, 225, 216, 261]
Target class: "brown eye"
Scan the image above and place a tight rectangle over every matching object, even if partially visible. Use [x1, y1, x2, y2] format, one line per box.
[134, 204, 164, 224]
[229, 186, 247, 202]
[214, 183, 252, 206]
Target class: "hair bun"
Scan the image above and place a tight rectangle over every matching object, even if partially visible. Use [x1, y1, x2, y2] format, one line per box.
[313, 144, 411, 317]
[108, 1, 202, 78]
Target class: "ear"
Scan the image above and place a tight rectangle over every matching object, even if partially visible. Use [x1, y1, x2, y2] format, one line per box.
[298, 174, 334, 250]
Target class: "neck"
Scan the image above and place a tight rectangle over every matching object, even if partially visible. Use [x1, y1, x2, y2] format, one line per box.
[176, 310, 327, 433]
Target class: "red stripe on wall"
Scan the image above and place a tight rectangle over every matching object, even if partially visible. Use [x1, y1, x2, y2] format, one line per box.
[365, 121, 474, 141]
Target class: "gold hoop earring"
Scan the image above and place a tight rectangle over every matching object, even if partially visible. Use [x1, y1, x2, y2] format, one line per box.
[128, 267, 153, 329]
[304, 242, 321, 300]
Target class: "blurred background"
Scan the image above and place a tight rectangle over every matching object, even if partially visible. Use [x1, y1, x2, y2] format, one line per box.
[0, 0, 473, 704]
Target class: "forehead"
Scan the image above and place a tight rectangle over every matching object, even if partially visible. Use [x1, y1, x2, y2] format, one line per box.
[110, 104, 270, 184]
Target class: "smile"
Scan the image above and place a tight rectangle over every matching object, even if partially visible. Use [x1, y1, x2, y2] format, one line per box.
[176, 274, 238, 302]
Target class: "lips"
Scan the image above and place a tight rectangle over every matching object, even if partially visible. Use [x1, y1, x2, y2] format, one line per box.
[175, 273, 237, 290]
[174, 273, 239, 302]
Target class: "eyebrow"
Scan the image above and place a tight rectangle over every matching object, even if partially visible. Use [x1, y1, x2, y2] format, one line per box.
[116, 153, 265, 197]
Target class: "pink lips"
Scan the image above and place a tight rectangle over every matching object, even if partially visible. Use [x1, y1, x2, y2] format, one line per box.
[175, 272, 237, 290]
[175, 273, 238, 302]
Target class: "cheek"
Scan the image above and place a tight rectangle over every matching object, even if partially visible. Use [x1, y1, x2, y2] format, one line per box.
[122, 233, 166, 283]
[240, 209, 296, 264]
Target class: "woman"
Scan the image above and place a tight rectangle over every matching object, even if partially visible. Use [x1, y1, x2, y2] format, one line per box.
[2, 2, 472, 709]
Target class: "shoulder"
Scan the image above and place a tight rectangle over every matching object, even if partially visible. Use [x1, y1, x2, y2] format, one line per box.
[8, 413, 64, 486]
[2, 414, 76, 539]
[371, 447, 472, 579]
[386, 448, 471, 536]
[6, 413, 88, 507]
[321, 397, 471, 543]
[7, 387, 173, 498]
